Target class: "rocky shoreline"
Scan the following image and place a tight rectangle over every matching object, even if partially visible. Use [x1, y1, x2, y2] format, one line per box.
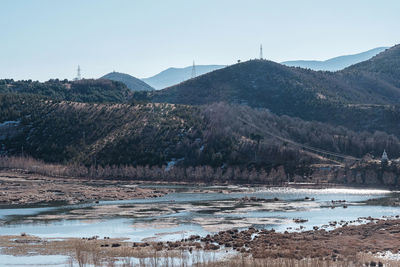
[194, 218, 400, 261]
[117, 217, 400, 263]
[2, 217, 400, 265]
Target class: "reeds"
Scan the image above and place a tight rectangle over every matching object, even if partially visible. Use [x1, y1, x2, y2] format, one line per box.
[67, 240, 397, 267]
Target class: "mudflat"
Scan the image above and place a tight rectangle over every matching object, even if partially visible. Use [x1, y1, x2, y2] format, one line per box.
[0, 170, 168, 205]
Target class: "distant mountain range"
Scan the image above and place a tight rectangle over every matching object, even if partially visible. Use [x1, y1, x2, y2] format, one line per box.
[98, 47, 386, 90]
[142, 65, 226, 89]
[282, 47, 388, 71]
[141, 47, 387, 89]
[101, 71, 154, 91]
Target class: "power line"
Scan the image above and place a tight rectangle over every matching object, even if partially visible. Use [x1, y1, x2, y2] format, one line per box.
[237, 117, 361, 161]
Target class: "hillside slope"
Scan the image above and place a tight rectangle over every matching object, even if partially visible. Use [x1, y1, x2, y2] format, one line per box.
[101, 72, 154, 91]
[1, 96, 399, 173]
[282, 47, 388, 71]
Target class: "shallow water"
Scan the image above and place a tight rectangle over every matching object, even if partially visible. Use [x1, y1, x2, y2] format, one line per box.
[0, 254, 70, 266]
[0, 186, 397, 243]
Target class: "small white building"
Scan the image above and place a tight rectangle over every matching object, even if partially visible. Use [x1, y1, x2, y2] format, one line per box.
[382, 150, 389, 163]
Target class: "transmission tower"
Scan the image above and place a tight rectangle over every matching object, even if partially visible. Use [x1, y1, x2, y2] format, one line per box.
[259, 44, 263, 60]
[75, 65, 81, 80]
[191, 60, 196, 79]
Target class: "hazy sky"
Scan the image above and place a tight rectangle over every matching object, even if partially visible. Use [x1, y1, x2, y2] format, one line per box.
[1, 0, 399, 81]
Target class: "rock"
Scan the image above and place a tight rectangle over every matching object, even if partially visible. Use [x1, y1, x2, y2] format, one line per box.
[293, 218, 308, 223]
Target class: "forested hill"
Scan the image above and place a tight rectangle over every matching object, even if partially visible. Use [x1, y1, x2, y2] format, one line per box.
[343, 44, 400, 74]
[0, 79, 132, 103]
[1, 46, 400, 182]
[1, 96, 400, 174]
[151, 45, 400, 108]
[340, 44, 400, 91]
[148, 45, 400, 134]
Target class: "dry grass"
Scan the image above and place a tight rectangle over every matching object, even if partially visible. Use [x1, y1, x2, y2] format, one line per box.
[68, 250, 397, 267]
[1, 235, 398, 267]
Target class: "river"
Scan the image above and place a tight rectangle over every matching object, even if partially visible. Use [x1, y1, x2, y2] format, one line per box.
[0, 185, 399, 266]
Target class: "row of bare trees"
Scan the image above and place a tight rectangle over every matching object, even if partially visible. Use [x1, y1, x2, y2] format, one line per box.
[0, 156, 287, 184]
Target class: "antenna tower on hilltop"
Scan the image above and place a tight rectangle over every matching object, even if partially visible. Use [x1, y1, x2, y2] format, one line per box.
[75, 65, 81, 81]
[191, 60, 196, 79]
[259, 44, 263, 60]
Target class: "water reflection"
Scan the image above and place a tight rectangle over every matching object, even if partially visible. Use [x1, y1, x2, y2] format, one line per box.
[0, 186, 398, 242]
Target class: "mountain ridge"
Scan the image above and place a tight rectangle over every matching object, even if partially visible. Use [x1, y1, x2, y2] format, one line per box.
[282, 47, 388, 71]
[152, 45, 400, 106]
[141, 47, 387, 90]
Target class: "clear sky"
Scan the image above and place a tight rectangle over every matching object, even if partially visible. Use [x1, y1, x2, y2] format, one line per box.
[1, 0, 399, 81]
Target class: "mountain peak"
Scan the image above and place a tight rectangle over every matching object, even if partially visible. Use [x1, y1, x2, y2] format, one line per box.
[101, 72, 154, 91]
